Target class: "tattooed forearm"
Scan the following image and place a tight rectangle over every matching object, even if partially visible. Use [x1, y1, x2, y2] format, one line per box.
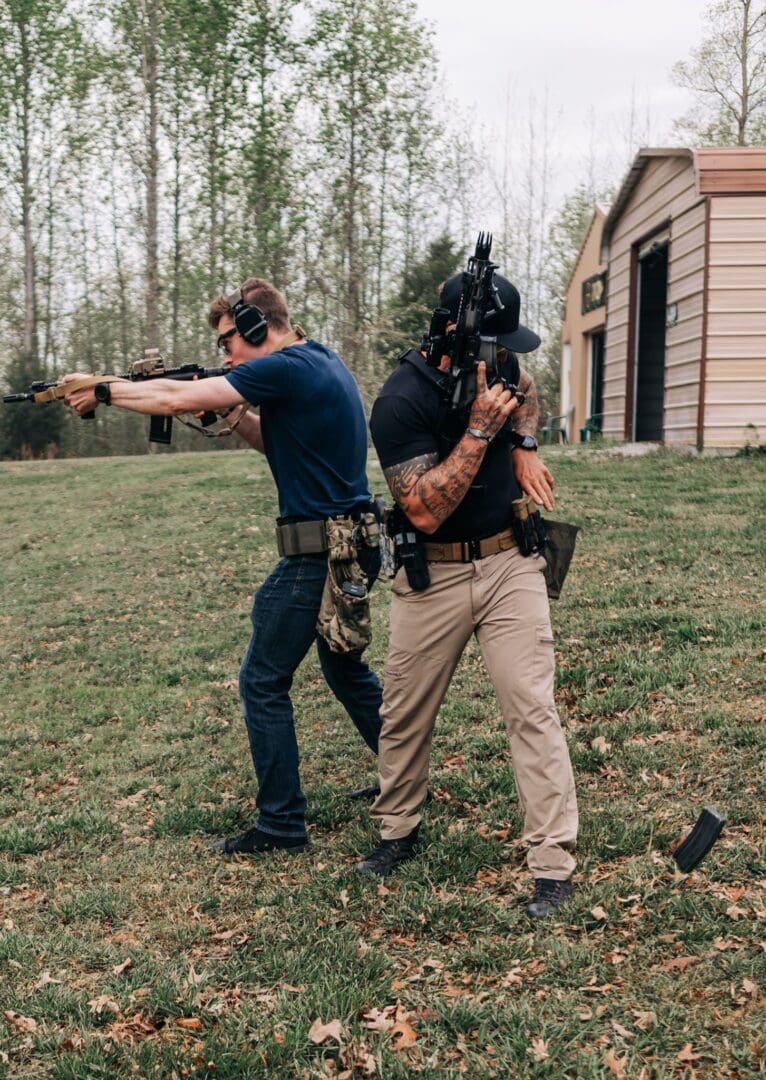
[384, 453, 438, 505]
[512, 367, 539, 437]
[384, 438, 487, 531]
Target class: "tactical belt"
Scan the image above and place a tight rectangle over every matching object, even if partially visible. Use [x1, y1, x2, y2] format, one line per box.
[423, 528, 517, 563]
[275, 506, 376, 557]
[275, 519, 328, 557]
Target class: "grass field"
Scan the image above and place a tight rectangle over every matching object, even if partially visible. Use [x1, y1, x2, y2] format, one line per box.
[0, 445, 764, 1079]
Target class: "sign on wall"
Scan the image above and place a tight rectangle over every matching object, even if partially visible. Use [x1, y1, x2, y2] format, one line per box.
[582, 271, 607, 315]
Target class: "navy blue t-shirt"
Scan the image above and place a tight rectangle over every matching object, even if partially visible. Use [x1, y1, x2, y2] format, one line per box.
[225, 339, 372, 520]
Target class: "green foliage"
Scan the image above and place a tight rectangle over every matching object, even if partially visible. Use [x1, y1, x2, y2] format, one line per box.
[377, 232, 464, 361]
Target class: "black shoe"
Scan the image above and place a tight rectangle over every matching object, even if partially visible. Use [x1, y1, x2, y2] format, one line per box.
[210, 825, 307, 855]
[525, 877, 573, 919]
[347, 785, 433, 804]
[356, 826, 419, 877]
[348, 784, 381, 801]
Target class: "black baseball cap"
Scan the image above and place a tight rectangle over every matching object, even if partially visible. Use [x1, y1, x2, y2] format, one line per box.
[439, 273, 541, 353]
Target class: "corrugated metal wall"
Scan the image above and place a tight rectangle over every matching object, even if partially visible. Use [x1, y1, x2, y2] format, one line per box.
[705, 195, 766, 446]
[604, 156, 704, 440]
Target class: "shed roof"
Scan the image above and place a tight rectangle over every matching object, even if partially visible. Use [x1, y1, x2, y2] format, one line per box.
[600, 146, 766, 260]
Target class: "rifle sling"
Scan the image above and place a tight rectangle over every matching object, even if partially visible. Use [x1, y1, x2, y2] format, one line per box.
[34, 375, 126, 403]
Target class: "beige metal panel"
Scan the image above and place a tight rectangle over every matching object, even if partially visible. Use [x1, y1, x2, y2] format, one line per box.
[709, 288, 766, 310]
[671, 246, 709, 282]
[707, 358, 766, 379]
[704, 404, 766, 424]
[710, 217, 766, 242]
[668, 268, 705, 301]
[710, 194, 766, 218]
[707, 335, 766, 358]
[706, 380, 766, 402]
[671, 225, 705, 260]
[611, 158, 691, 235]
[672, 200, 706, 239]
[708, 264, 766, 288]
[709, 312, 766, 334]
[704, 427, 764, 446]
[709, 241, 766, 264]
[668, 292, 704, 320]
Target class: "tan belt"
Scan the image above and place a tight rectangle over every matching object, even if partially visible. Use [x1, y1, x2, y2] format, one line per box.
[423, 528, 517, 563]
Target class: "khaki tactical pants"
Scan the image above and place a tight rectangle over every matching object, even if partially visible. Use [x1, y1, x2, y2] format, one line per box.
[373, 546, 578, 879]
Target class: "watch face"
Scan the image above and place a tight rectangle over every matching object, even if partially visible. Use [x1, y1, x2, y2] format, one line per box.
[521, 435, 538, 450]
[94, 383, 110, 403]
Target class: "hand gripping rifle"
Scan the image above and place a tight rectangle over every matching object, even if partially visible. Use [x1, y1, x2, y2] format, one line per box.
[3, 348, 248, 445]
[422, 232, 524, 411]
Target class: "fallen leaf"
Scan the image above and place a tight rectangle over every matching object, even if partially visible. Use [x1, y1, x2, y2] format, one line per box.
[604, 1049, 627, 1077]
[591, 736, 610, 755]
[33, 971, 61, 989]
[391, 1021, 417, 1050]
[211, 929, 238, 941]
[362, 1007, 395, 1034]
[677, 1043, 702, 1063]
[742, 978, 757, 996]
[88, 996, 121, 1017]
[112, 958, 132, 976]
[308, 1018, 345, 1045]
[273, 1029, 285, 1044]
[632, 1009, 657, 1030]
[528, 1037, 549, 1062]
[339, 889, 350, 909]
[726, 904, 749, 920]
[176, 1017, 204, 1031]
[611, 1021, 633, 1039]
[591, 905, 609, 921]
[656, 955, 699, 972]
[4, 1011, 37, 1033]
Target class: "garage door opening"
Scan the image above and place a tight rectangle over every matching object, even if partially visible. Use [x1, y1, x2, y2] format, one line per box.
[634, 236, 668, 441]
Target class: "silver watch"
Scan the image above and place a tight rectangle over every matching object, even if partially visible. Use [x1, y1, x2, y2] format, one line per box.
[466, 427, 493, 443]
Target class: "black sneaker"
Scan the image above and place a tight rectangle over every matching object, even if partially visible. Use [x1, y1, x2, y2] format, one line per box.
[356, 826, 419, 876]
[525, 877, 573, 919]
[210, 825, 307, 855]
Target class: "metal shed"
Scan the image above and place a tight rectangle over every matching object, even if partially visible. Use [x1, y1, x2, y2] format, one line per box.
[564, 147, 766, 449]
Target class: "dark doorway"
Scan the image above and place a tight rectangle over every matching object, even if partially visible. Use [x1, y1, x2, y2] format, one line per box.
[589, 330, 605, 427]
[634, 243, 668, 441]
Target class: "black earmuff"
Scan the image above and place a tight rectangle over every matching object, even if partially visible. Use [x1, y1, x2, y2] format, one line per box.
[228, 288, 268, 346]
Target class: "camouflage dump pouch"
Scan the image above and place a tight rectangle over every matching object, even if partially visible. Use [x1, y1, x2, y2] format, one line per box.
[316, 517, 372, 655]
[540, 519, 581, 600]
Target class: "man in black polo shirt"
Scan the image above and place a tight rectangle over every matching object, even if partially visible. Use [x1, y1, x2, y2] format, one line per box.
[356, 273, 578, 919]
[64, 278, 382, 855]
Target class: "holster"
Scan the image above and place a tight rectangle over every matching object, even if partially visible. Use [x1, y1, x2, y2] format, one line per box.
[316, 518, 372, 655]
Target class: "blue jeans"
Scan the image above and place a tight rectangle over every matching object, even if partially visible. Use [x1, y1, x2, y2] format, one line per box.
[238, 545, 382, 838]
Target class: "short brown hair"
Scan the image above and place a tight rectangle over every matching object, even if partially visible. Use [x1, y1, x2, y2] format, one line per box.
[208, 277, 291, 332]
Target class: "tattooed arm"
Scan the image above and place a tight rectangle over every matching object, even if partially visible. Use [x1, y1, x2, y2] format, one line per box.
[512, 366, 539, 438]
[384, 362, 519, 534]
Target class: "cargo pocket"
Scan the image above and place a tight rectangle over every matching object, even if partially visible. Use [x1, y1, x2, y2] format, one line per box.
[533, 627, 556, 706]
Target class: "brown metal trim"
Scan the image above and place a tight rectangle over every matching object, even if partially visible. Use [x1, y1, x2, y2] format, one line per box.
[696, 196, 712, 451]
[625, 242, 639, 440]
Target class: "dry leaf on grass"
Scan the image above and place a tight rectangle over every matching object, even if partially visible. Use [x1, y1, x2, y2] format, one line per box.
[591, 905, 609, 921]
[4, 1011, 37, 1033]
[528, 1037, 549, 1061]
[604, 1049, 627, 1077]
[112, 958, 132, 976]
[362, 1007, 396, 1033]
[339, 889, 350, 909]
[591, 736, 611, 755]
[175, 1017, 204, 1031]
[390, 1020, 417, 1051]
[656, 955, 699, 973]
[33, 971, 61, 989]
[677, 1043, 702, 1063]
[632, 1009, 657, 1030]
[88, 996, 122, 1018]
[308, 1017, 345, 1045]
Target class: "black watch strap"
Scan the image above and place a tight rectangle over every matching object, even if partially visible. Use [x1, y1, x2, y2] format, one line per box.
[509, 431, 537, 450]
[94, 382, 112, 406]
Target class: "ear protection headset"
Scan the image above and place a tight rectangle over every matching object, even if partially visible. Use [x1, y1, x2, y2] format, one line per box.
[228, 287, 268, 346]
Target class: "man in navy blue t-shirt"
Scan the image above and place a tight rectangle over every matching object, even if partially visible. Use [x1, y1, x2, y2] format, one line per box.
[64, 277, 383, 854]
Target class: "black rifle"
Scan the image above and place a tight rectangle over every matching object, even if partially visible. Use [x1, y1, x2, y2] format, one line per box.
[3, 349, 234, 445]
[422, 232, 523, 411]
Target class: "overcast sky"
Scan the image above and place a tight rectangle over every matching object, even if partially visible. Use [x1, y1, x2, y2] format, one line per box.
[414, 0, 709, 198]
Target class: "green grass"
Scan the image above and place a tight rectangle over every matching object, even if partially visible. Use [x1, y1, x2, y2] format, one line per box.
[0, 446, 764, 1078]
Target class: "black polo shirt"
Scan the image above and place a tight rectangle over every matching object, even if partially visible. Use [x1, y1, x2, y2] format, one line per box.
[370, 352, 522, 543]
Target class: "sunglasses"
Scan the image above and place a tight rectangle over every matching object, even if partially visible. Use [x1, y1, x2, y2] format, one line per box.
[217, 327, 237, 353]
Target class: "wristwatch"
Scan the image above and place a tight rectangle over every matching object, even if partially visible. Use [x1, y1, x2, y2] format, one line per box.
[94, 383, 112, 406]
[466, 427, 493, 443]
[509, 432, 538, 451]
